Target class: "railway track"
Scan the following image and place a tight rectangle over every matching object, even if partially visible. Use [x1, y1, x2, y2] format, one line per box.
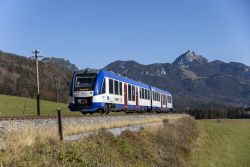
[0, 115, 88, 121]
[0, 112, 169, 121]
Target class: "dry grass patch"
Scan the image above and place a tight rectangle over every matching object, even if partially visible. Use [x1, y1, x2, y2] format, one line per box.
[1, 115, 197, 167]
[2, 115, 184, 150]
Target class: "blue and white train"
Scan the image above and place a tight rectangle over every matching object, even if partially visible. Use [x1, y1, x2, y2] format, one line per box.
[68, 68, 173, 114]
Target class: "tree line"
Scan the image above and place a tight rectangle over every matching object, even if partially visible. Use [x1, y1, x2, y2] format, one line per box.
[173, 107, 250, 119]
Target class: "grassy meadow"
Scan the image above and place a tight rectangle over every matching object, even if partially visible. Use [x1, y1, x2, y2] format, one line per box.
[191, 119, 250, 167]
[0, 94, 79, 116]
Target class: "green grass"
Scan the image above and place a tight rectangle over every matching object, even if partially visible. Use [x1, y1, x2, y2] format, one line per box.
[0, 94, 80, 116]
[0, 94, 126, 117]
[191, 119, 250, 167]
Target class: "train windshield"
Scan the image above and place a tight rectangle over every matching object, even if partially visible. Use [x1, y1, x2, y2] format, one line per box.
[74, 74, 96, 90]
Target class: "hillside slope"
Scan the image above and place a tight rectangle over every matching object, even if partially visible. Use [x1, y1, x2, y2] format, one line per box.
[0, 51, 76, 102]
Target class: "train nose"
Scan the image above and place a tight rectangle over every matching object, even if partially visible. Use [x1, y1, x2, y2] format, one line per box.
[78, 99, 88, 104]
[74, 91, 94, 97]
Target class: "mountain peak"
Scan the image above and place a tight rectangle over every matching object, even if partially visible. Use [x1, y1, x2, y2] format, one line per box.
[42, 57, 78, 71]
[173, 50, 208, 66]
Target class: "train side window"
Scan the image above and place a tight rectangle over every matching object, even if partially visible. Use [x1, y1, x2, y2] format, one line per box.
[119, 82, 122, 95]
[101, 78, 106, 94]
[140, 88, 142, 98]
[109, 79, 114, 94]
[142, 88, 145, 99]
[128, 84, 131, 101]
[153, 91, 155, 101]
[148, 90, 150, 100]
[114, 80, 119, 95]
[146, 89, 148, 99]
[132, 86, 135, 101]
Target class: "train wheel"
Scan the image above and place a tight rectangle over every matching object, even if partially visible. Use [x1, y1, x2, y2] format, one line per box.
[98, 109, 105, 115]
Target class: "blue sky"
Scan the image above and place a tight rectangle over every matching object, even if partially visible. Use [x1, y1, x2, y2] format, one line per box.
[0, 0, 249, 69]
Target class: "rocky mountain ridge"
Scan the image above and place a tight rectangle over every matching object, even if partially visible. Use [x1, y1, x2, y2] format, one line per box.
[105, 50, 250, 108]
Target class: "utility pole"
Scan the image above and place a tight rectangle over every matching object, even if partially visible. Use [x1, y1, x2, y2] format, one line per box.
[30, 50, 43, 116]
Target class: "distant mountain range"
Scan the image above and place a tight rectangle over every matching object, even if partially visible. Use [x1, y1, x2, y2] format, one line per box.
[104, 50, 250, 108]
[0, 49, 249, 108]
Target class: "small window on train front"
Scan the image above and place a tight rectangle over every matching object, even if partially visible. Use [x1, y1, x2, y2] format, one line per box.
[115, 80, 119, 95]
[148, 90, 150, 100]
[101, 79, 106, 94]
[109, 79, 114, 94]
[145, 89, 147, 100]
[128, 84, 131, 101]
[119, 82, 122, 95]
[168, 96, 172, 103]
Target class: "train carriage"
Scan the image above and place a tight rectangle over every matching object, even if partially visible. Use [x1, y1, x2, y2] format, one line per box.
[68, 68, 173, 114]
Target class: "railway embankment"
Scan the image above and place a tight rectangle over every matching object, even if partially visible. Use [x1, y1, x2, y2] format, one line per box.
[0, 114, 197, 167]
[0, 114, 184, 149]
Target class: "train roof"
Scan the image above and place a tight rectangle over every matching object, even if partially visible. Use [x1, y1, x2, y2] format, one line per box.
[100, 69, 171, 95]
[150, 86, 171, 95]
[100, 70, 150, 89]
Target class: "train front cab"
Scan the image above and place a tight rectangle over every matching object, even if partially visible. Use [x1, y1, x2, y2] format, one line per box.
[68, 69, 105, 113]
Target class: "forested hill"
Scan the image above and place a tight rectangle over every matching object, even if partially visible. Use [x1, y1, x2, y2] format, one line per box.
[105, 50, 250, 109]
[0, 50, 76, 102]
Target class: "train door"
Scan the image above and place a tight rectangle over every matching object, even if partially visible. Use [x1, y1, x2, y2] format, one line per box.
[124, 83, 128, 109]
[136, 87, 139, 110]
